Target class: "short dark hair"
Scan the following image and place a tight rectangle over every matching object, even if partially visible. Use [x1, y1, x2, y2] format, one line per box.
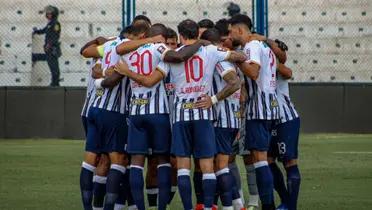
[133, 15, 152, 25]
[229, 14, 252, 30]
[146, 23, 167, 38]
[215, 18, 229, 36]
[131, 22, 150, 36]
[119, 25, 134, 39]
[200, 28, 221, 45]
[166, 27, 178, 40]
[177, 19, 199, 40]
[198, 19, 215, 29]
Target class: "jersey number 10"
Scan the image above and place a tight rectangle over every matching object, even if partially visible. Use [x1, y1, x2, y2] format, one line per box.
[184, 56, 204, 83]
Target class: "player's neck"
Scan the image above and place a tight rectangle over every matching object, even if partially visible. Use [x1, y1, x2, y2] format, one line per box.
[182, 39, 198, 46]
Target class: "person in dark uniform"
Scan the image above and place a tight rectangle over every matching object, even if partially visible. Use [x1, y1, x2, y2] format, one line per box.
[32, 5, 61, 86]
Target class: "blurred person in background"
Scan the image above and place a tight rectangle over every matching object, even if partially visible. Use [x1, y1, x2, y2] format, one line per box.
[32, 5, 61, 87]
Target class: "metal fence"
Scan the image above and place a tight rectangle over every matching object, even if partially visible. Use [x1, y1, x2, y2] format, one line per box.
[0, 0, 371, 86]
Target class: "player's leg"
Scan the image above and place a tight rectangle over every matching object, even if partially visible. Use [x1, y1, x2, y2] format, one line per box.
[127, 115, 149, 210]
[281, 118, 301, 210]
[215, 128, 239, 210]
[80, 108, 100, 210]
[168, 156, 178, 205]
[93, 154, 110, 210]
[245, 119, 275, 210]
[115, 155, 130, 210]
[146, 155, 158, 209]
[193, 159, 204, 210]
[150, 114, 172, 210]
[268, 127, 289, 209]
[172, 121, 193, 210]
[228, 155, 245, 210]
[100, 111, 128, 210]
[243, 154, 259, 209]
[194, 120, 218, 210]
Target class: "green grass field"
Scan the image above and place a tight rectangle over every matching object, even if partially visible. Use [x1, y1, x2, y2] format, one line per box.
[1, 134, 372, 210]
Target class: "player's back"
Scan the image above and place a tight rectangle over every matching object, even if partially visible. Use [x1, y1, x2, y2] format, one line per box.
[243, 40, 279, 120]
[93, 37, 129, 114]
[123, 42, 170, 115]
[159, 44, 230, 122]
[168, 44, 229, 100]
[276, 74, 298, 123]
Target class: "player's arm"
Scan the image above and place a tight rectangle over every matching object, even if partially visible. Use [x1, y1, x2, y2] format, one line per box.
[239, 82, 247, 116]
[80, 37, 107, 55]
[225, 51, 247, 63]
[194, 68, 240, 109]
[114, 60, 165, 88]
[116, 35, 164, 55]
[250, 33, 287, 64]
[91, 62, 103, 79]
[238, 62, 260, 81]
[163, 40, 210, 63]
[277, 62, 292, 79]
[95, 70, 124, 89]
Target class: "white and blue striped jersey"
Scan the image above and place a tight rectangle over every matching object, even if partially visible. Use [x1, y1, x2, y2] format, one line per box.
[122, 42, 170, 115]
[242, 40, 280, 120]
[92, 38, 130, 114]
[157, 45, 231, 123]
[276, 74, 299, 123]
[212, 61, 241, 129]
[81, 58, 101, 117]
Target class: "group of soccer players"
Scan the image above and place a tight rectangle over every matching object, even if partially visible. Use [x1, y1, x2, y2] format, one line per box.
[78, 13, 301, 210]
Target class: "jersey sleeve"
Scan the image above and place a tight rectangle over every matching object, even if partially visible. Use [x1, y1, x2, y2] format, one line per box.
[216, 61, 236, 78]
[154, 43, 170, 61]
[156, 61, 170, 77]
[210, 45, 231, 63]
[244, 41, 261, 66]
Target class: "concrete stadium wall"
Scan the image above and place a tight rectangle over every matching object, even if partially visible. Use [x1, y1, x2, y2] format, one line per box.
[0, 84, 371, 139]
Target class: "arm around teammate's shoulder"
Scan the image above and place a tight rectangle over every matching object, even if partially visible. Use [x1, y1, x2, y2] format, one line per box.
[115, 60, 165, 88]
[277, 63, 292, 79]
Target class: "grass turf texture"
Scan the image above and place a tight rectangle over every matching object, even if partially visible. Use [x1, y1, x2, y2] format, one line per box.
[0, 134, 372, 210]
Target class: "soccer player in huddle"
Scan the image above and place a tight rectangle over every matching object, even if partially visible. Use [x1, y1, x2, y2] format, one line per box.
[115, 19, 247, 210]
[268, 62, 301, 210]
[229, 14, 281, 210]
[105, 23, 208, 210]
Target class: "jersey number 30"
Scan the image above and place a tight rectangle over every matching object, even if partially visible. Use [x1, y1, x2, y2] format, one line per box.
[185, 56, 204, 83]
[129, 50, 153, 75]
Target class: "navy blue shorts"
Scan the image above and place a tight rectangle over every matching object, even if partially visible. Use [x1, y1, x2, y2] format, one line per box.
[215, 127, 239, 155]
[269, 118, 300, 162]
[244, 119, 275, 151]
[86, 107, 128, 154]
[172, 120, 216, 159]
[127, 114, 171, 155]
[82, 116, 88, 137]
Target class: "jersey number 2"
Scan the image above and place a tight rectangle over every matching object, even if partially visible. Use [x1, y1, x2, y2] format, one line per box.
[184, 56, 204, 83]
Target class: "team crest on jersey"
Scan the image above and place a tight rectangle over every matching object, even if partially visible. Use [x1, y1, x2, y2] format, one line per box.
[96, 89, 104, 96]
[270, 99, 279, 108]
[157, 46, 166, 54]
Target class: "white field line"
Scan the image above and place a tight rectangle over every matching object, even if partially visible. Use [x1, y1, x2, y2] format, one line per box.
[333, 151, 372, 154]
